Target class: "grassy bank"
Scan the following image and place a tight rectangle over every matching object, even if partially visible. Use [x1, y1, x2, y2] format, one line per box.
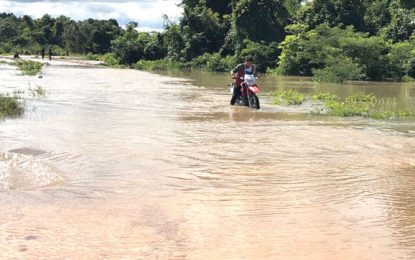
[0, 94, 24, 118]
[270, 89, 414, 120]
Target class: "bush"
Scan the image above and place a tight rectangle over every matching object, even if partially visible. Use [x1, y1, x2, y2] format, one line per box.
[312, 92, 338, 102]
[269, 91, 414, 119]
[15, 60, 43, 76]
[271, 89, 305, 105]
[387, 40, 415, 80]
[277, 24, 390, 81]
[312, 56, 364, 83]
[323, 93, 413, 119]
[0, 94, 24, 117]
[134, 59, 184, 71]
[98, 53, 118, 67]
[189, 53, 236, 72]
[325, 94, 376, 117]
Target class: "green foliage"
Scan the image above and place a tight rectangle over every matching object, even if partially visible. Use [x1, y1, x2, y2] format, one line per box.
[1, 0, 414, 80]
[312, 92, 338, 102]
[382, 6, 415, 42]
[111, 24, 166, 65]
[28, 85, 46, 96]
[231, 0, 289, 45]
[387, 39, 415, 80]
[15, 60, 43, 76]
[163, 24, 185, 60]
[321, 93, 413, 119]
[298, 0, 366, 32]
[100, 53, 119, 67]
[189, 53, 236, 72]
[241, 40, 279, 72]
[312, 56, 364, 83]
[0, 13, 121, 55]
[269, 91, 414, 119]
[62, 18, 121, 54]
[133, 59, 184, 71]
[271, 89, 305, 105]
[180, 3, 230, 60]
[277, 24, 390, 80]
[0, 94, 24, 118]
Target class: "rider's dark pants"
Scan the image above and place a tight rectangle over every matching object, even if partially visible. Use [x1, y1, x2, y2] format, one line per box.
[234, 85, 242, 99]
[231, 84, 248, 105]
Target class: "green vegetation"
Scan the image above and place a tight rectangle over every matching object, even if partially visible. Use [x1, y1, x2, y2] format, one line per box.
[81, 53, 119, 67]
[271, 89, 305, 105]
[28, 86, 46, 96]
[311, 92, 338, 102]
[0, 0, 414, 80]
[324, 94, 413, 119]
[272, 90, 414, 119]
[312, 56, 364, 83]
[133, 59, 184, 71]
[15, 60, 43, 76]
[189, 53, 237, 72]
[0, 94, 24, 117]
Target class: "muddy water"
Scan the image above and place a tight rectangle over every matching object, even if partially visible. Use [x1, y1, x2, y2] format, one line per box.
[1, 60, 415, 259]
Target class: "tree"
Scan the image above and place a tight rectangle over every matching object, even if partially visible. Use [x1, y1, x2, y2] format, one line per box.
[223, 0, 289, 56]
[298, 0, 366, 32]
[179, 1, 231, 60]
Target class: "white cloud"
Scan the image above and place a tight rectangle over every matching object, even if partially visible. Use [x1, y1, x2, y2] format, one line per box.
[0, 0, 182, 30]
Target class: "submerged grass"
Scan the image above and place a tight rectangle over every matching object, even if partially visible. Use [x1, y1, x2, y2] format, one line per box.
[271, 89, 414, 120]
[15, 60, 43, 76]
[0, 94, 24, 118]
[323, 93, 413, 119]
[29, 85, 46, 96]
[271, 89, 305, 105]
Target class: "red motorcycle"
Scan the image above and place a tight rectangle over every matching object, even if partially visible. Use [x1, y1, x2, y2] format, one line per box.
[230, 75, 260, 109]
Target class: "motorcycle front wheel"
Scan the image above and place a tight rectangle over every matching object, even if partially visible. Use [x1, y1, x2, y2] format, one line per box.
[249, 95, 260, 109]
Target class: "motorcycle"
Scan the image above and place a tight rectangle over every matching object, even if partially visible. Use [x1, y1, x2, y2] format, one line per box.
[229, 74, 260, 109]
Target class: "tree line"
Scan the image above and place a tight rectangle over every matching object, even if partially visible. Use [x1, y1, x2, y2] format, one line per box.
[0, 0, 414, 81]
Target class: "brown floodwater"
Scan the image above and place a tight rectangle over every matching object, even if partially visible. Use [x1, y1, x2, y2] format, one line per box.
[1, 59, 415, 259]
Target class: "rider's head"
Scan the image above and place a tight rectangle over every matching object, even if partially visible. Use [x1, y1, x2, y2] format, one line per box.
[245, 55, 253, 66]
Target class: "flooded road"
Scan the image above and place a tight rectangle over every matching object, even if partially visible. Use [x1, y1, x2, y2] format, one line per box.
[1, 59, 415, 259]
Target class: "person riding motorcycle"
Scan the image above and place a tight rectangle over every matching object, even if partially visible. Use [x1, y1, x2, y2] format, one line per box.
[230, 55, 257, 105]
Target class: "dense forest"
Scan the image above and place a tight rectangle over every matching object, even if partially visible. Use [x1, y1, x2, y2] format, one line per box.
[0, 0, 414, 82]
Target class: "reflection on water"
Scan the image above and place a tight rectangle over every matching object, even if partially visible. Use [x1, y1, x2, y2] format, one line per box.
[1, 61, 415, 259]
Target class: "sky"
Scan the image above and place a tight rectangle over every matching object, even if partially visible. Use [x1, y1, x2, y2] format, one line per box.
[0, 0, 183, 31]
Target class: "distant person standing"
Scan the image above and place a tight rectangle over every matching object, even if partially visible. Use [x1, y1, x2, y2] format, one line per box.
[41, 48, 45, 60]
[48, 48, 52, 61]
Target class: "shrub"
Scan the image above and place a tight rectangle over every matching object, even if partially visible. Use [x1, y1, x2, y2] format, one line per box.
[99, 53, 118, 67]
[313, 56, 364, 83]
[0, 94, 24, 117]
[312, 93, 338, 102]
[271, 89, 305, 105]
[189, 53, 236, 72]
[15, 60, 43, 76]
[323, 93, 413, 119]
[387, 40, 415, 80]
[134, 59, 184, 71]
[325, 94, 376, 117]
[277, 24, 390, 81]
